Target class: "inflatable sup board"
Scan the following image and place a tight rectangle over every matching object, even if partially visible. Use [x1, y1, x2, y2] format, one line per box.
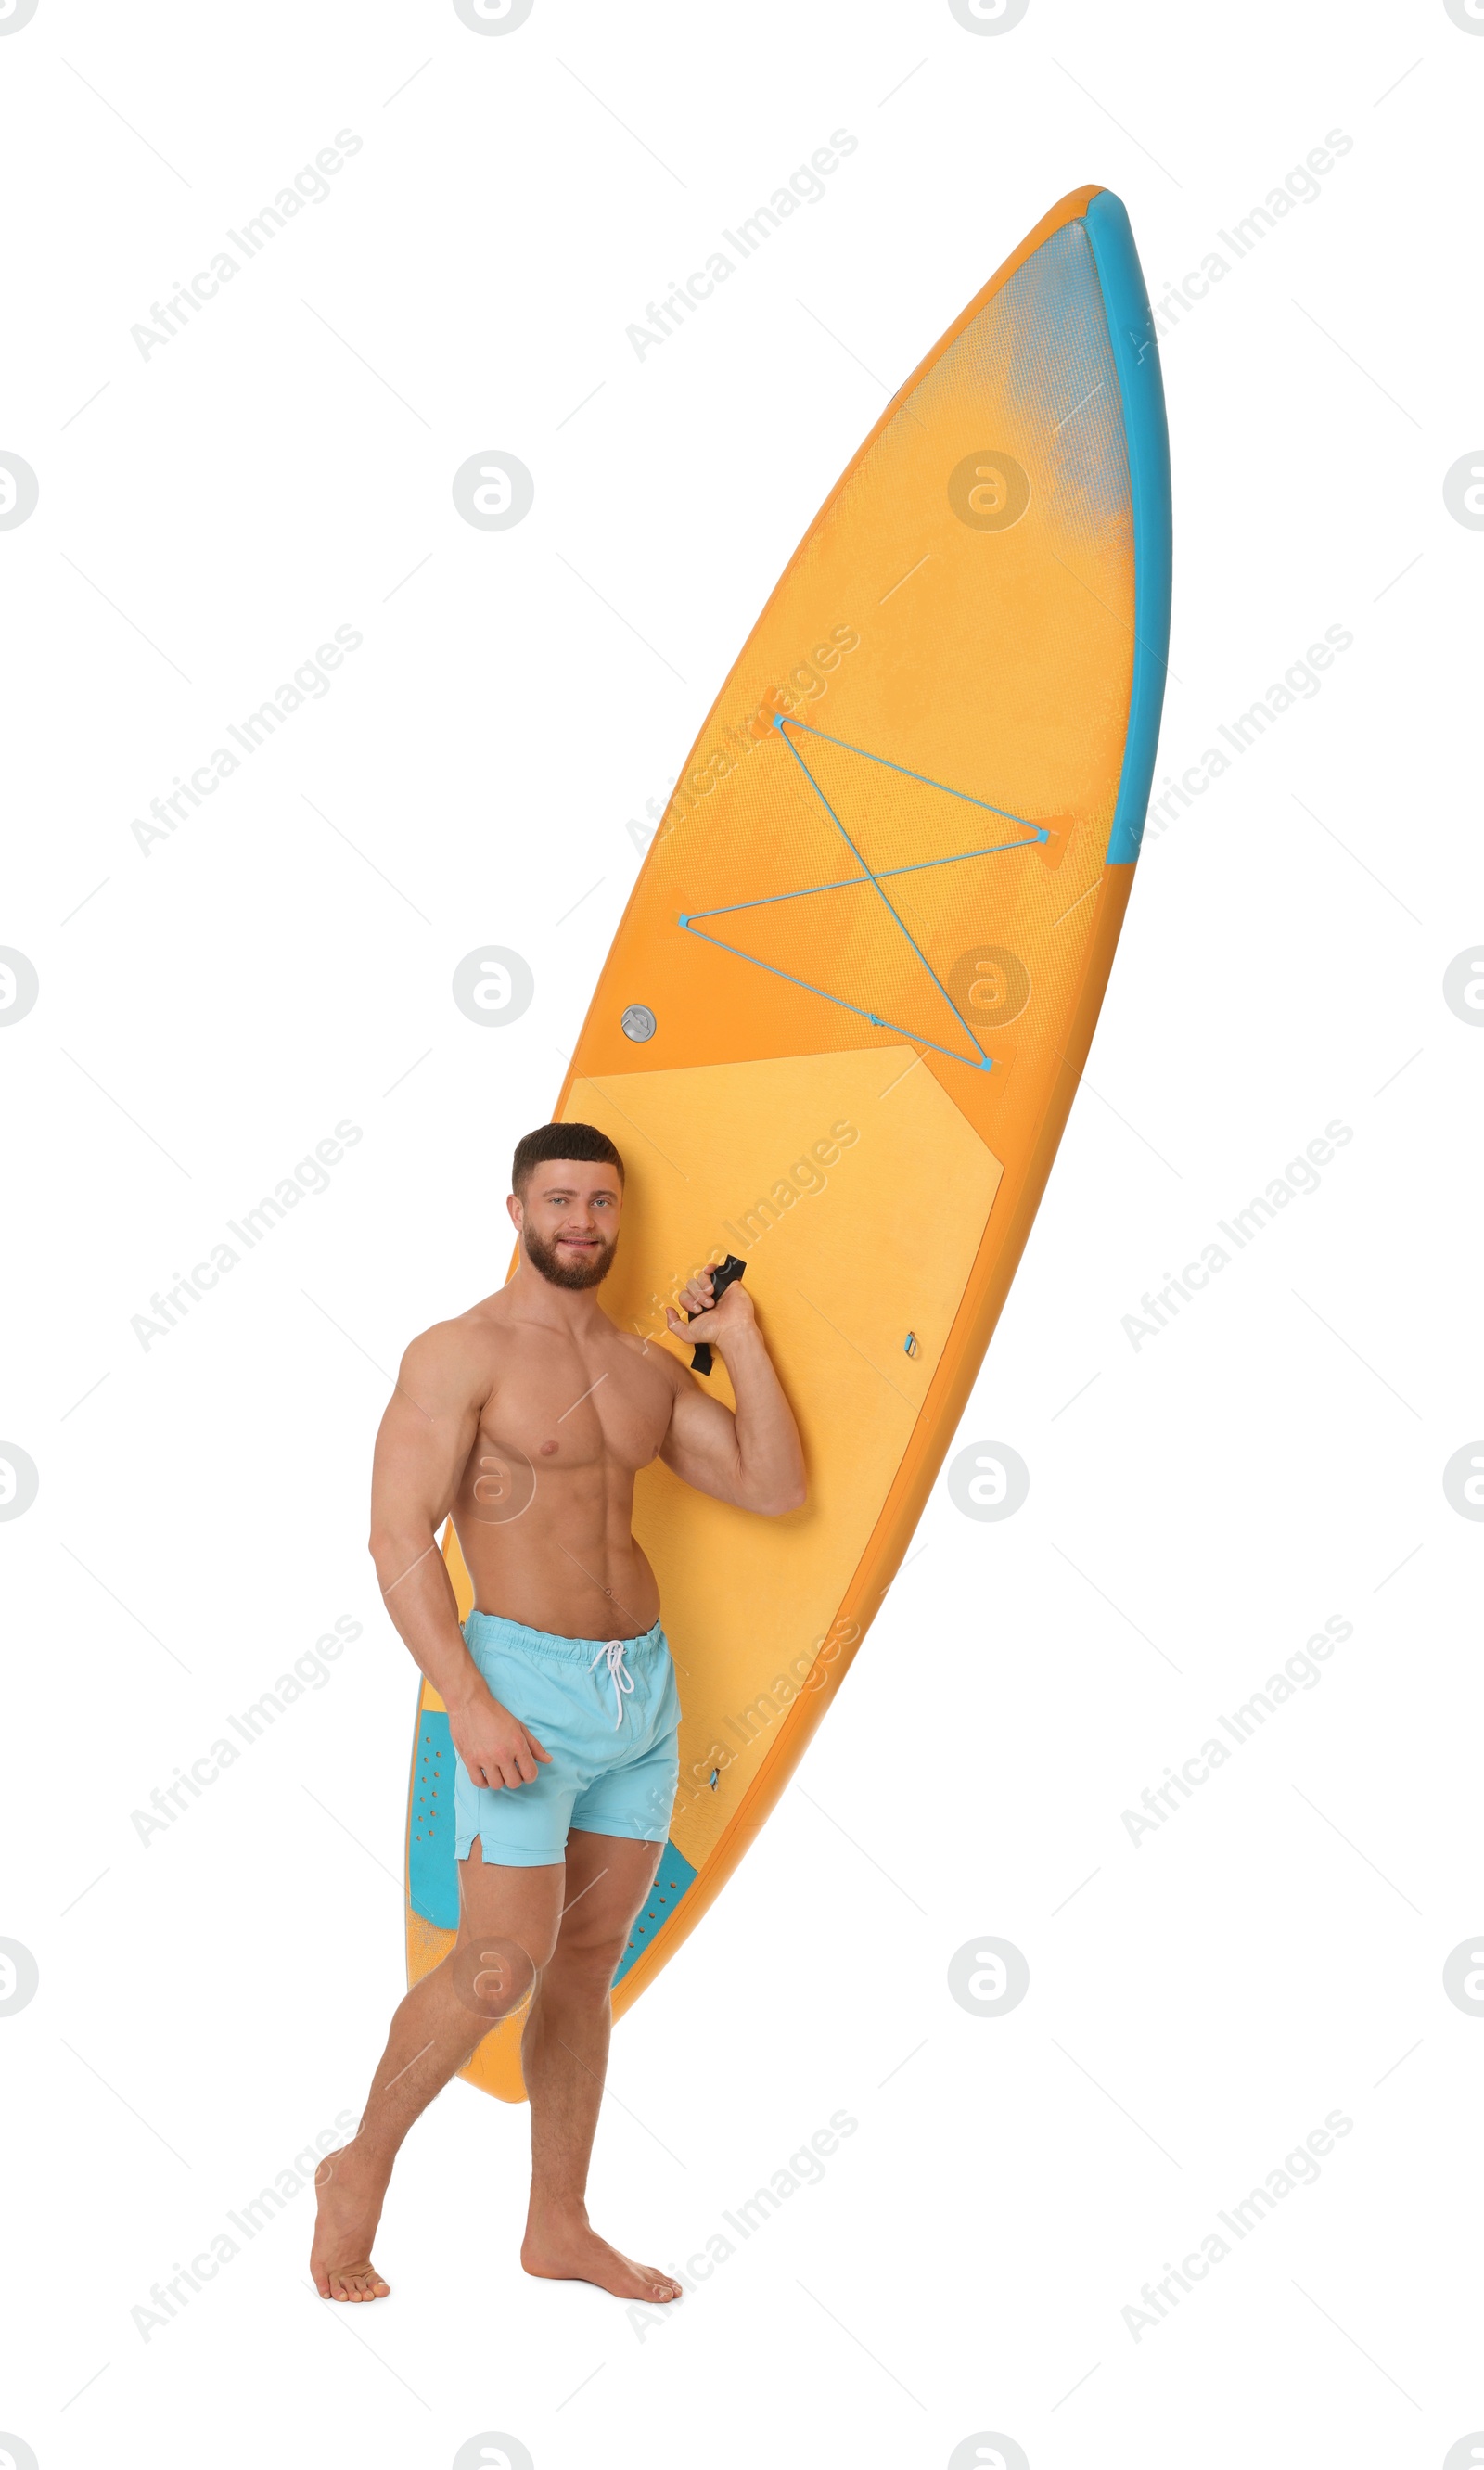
[407, 185, 1171, 2100]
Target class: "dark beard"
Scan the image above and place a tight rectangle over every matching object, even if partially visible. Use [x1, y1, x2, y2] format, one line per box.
[523, 1223, 617, 1291]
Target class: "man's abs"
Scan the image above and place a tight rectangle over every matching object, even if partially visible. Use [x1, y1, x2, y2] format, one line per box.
[450, 1483, 662, 1640]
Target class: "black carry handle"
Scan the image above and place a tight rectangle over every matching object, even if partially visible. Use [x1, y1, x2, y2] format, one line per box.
[689, 1253, 747, 1376]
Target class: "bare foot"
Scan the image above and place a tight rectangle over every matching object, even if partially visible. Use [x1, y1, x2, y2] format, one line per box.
[311, 2142, 391, 2301]
[522, 2209, 682, 2303]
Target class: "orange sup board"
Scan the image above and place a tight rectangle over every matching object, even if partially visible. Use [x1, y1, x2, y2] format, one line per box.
[406, 185, 1171, 2099]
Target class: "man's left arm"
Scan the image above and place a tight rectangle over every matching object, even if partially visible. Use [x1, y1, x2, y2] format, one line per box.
[656, 1271, 806, 1515]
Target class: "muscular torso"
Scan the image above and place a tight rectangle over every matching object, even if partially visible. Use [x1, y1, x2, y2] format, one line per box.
[448, 1298, 681, 1641]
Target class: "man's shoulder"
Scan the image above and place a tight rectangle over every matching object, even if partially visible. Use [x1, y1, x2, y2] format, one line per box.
[611, 1324, 687, 1389]
[398, 1300, 508, 1383]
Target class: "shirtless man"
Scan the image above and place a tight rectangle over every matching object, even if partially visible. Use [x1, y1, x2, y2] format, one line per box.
[311, 1120, 806, 2306]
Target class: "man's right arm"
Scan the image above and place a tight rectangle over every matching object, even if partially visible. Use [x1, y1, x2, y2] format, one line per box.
[368, 1325, 551, 1791]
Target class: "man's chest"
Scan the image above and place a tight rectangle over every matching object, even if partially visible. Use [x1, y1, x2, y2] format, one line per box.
[472, 1333, 674, 1478]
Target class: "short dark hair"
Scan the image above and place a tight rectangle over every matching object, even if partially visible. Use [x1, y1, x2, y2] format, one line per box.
[511, 1121, 625, 1198]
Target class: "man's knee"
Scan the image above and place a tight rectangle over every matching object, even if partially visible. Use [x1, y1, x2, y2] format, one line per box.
[550, 1909, 636, 1990]
[449, 1930, 542, 2028]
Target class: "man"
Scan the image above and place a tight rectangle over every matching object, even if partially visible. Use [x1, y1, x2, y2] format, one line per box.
[311, 1121, 806, 2305]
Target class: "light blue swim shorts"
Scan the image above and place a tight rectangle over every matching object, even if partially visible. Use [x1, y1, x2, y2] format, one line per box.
[453, 1607, 682, 1869]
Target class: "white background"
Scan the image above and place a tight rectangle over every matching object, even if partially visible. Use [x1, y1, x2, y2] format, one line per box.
[2, 2, 1481, 2464]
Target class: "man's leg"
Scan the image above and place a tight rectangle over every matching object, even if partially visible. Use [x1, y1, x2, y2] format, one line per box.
[311, 1842, 563, 2300]
[519, 1830, 683, 2303]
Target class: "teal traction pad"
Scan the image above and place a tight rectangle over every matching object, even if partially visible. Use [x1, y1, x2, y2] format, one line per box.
[408, 1708, 698, 1984]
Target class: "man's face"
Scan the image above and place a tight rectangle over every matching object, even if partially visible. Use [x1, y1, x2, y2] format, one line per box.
[513, 1160, 622, 1290]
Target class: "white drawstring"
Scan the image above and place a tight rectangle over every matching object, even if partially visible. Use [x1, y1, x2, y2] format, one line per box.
[588, 1637, 635, 1728]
